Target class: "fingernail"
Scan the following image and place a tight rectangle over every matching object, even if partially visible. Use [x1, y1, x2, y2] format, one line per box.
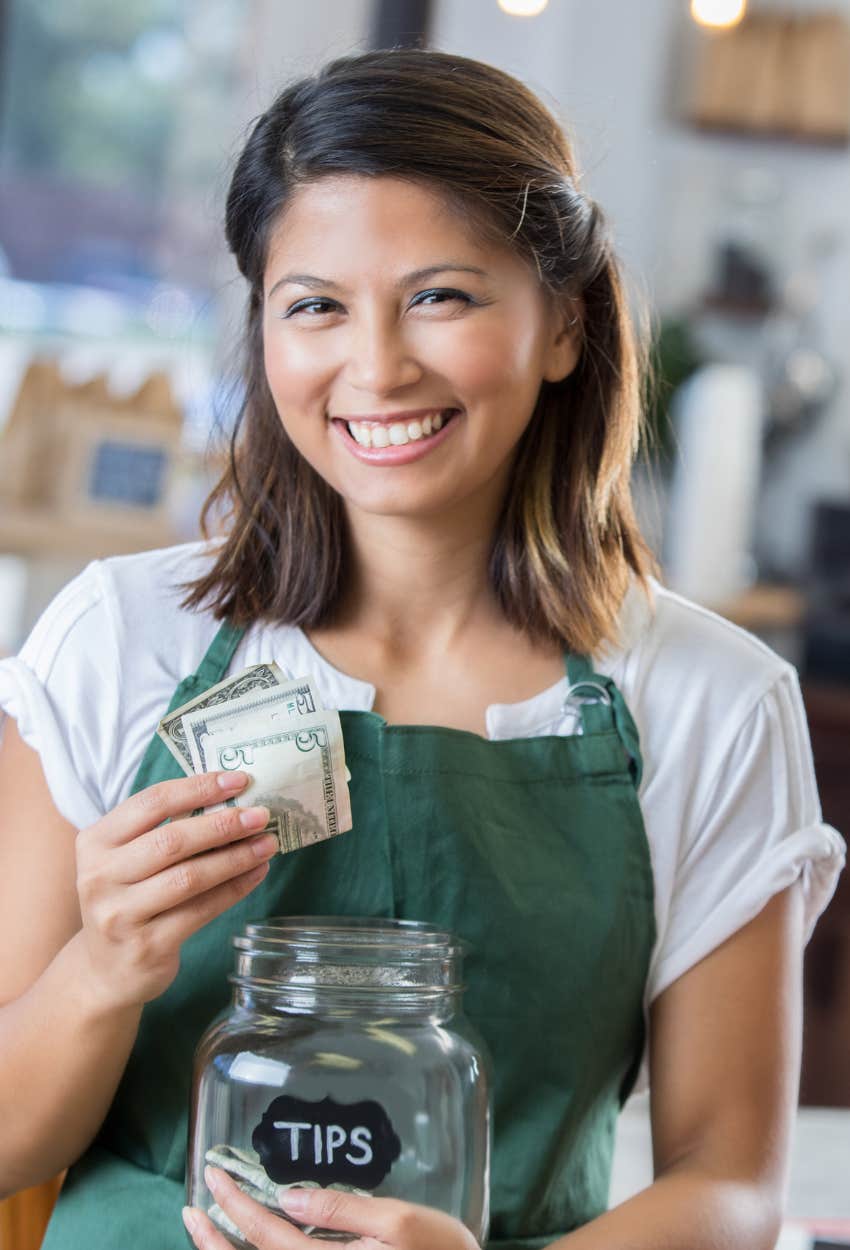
[182, 1206, 201, 1237]
[278, 1188, 310, 1214]
[240, 805, 270, 830]
[204, 1164, 221, 1192]
[218, 770, 249, 790]
[251, 832, 279, 859]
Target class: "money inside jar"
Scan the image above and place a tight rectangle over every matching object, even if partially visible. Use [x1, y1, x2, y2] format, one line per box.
[203, 1143, 370, 1242]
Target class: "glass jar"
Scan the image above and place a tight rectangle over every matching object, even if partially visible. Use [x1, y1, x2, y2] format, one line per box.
[187, 917, 492, 1245]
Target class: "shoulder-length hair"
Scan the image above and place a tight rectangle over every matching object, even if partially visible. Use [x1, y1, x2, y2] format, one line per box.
[180, 47, 658, 655]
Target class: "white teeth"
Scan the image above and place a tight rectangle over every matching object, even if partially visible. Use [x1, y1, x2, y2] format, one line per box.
[346, 411, 455, 450]
[348, 422, 372, 447]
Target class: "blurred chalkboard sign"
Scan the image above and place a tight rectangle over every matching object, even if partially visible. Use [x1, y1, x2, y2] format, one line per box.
[0, 360, 184, 540]
[60, 411, 179, 528]
[88, 440, 169, 508]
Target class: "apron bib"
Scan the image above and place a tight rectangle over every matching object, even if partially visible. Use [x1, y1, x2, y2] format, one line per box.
[43, 621, 655, 1250]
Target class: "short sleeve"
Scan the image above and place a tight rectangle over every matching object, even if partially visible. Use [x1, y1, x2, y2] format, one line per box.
[627, 665, 846, 1098]
[0, 561, 122, 830]
[648, 663, 845, 999]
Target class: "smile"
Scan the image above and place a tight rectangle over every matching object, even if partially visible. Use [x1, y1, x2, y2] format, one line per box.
[331, 409, 461, 465]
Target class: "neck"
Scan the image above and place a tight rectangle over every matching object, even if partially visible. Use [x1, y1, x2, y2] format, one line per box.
[336, 499, 506, 661]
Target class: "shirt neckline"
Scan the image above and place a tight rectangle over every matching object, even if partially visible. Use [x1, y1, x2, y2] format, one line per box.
[261, 577, 655, 740]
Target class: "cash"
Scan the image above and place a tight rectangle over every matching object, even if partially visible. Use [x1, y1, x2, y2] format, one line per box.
[157, 662, 290, 774]
[155, 664, 352, 854]
[204, 1144, 367, 1240]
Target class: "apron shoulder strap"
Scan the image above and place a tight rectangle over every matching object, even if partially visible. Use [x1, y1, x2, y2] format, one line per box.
[564, 652, 643, 789]
[130, 619, 248, 796]
[194, 619, 247, 687]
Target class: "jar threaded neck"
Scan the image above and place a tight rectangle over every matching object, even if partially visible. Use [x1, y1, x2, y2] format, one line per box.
[230, 916, 468, 1014]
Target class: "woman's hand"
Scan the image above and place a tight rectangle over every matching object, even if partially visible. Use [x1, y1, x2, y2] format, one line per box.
[74, 770, 276, 1011]
[182, 1165, 482, 1249]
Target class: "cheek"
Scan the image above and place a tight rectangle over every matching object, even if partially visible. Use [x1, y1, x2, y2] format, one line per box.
[452, 325, 541, 398]
[262, 330, 324, 404]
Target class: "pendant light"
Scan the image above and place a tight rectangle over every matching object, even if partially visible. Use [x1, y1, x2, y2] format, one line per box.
[497, 0, 549, 16]
[690, 0, 747, 28]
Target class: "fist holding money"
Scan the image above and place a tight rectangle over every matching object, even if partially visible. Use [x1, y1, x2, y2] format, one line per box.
[156, 664, 352, 855]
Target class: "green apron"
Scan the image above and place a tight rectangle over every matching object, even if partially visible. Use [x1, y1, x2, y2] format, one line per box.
[42, 620, 655, 1250]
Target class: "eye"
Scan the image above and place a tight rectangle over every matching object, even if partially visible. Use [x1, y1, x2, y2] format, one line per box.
[284, 298, 338, 317]
[412, 288, 473, 308]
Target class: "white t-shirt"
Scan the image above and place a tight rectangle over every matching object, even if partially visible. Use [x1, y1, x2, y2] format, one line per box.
[0, 540, 844, 1095]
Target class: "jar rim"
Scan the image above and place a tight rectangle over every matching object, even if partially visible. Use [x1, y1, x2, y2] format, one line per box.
[238, 915, 469, 957]
[231, 916, 469, 1000]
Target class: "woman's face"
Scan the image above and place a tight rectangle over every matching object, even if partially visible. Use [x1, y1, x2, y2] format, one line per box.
[262, 174, 581, 523]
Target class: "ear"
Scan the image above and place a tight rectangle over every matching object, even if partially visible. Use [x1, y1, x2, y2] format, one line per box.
[542, 295, 585, 384]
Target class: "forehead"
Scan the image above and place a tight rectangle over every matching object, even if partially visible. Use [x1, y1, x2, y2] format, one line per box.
[264, 174, 500, 272]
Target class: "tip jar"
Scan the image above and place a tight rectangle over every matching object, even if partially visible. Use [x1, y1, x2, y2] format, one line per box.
[187, 917, 492, 1245]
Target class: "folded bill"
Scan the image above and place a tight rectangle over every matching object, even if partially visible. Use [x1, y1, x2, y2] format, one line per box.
[155, 663, 352, 854]
[189, 710, 352, 854]
[156, 662, 290, 775]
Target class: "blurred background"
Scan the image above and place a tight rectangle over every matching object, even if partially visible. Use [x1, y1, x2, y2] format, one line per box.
[0, 1, 848, 1245]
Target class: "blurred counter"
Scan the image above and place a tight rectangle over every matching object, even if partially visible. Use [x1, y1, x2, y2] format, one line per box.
[612, 1092, 850, 1241]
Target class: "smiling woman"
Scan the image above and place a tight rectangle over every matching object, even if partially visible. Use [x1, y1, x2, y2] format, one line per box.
[0, 42, 843, 1250]
[180, 48, 654, 657]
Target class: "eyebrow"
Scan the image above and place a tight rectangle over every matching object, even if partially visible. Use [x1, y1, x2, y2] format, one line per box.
[266, 264, 489, 300]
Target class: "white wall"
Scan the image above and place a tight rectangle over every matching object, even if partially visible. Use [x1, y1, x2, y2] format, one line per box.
[239, 0, 374, 106]
[430, 0, 850, 577]
[430, 0, 674, 317]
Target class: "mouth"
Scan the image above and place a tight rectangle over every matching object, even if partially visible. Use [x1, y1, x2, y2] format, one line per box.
[335, 409, 461, 449]
[330, 408, 462, 464]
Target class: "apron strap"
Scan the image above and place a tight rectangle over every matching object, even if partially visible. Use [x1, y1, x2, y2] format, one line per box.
[130, 620, 248, 795]
[194, 619, 247, 687]
[564, 653, 643, 789]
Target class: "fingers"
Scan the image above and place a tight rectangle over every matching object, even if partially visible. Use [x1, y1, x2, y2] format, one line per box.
[276, 1184, 404, 1242]
[94, 770, 252, 847]
[119, 825, 276, 926]
[185, 1167, 315, 1250]
[182, 1205, 231, 1250]
[275, 1184, 479, 1248]
[115, 801, 273, 887]
[189, 1167, 480, 1250]
[146, 852, 274, 949]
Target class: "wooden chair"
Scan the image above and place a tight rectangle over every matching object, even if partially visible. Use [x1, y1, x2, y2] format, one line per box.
[0, 1174, 65, 1250]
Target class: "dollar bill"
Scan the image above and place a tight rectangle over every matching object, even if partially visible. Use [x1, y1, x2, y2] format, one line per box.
[156, 662, 289, 775]
[156, 662, 352, 854]
[180, 677, 322, 761]
[190, 710, 352, 854]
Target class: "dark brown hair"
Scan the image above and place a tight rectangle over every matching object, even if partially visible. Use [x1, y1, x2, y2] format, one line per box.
[181, 47, 659, 654]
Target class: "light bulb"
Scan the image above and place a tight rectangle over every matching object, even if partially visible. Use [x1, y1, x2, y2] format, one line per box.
[690, 0, 747, 28]
[498, 0, 550, 16]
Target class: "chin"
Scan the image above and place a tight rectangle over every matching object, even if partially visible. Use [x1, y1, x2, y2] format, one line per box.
[340, 484, 457, 520]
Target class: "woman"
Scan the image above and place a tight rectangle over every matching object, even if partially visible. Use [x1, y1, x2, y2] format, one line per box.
[0, 47, 844, 1250]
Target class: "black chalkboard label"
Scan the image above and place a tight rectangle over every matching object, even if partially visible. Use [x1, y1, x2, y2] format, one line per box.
[252, 1094, 401, 1188]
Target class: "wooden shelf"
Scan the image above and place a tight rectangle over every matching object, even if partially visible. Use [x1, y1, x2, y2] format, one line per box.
[708, 584, 806, 633]
[0, 504, 181, 561]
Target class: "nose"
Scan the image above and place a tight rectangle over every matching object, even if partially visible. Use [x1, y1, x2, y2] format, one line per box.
[345, 313, 422, 395]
